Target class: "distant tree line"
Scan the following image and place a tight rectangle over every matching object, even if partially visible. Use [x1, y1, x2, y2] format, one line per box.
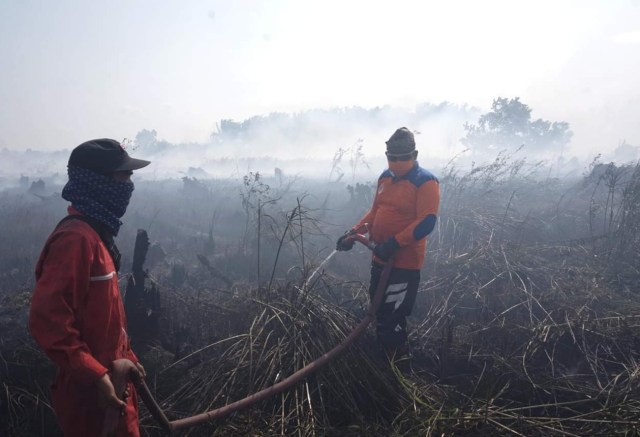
[462, 97, 573, 155]
[132, 99, 582, 161]
[208, 102, 475, 144]
[131, 98, 640, 170]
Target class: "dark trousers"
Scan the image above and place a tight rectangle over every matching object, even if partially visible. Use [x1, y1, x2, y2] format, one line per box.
[368, 262, 420, 349]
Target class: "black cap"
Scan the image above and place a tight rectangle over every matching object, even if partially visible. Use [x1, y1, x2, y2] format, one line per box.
[68, 139, 150, 175]
[385, 127, 416, 156]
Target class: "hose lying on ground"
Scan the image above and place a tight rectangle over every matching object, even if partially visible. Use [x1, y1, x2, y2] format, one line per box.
[110, 234, 391, 433]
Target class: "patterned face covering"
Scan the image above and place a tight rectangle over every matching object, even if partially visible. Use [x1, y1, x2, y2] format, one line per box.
[61, 166, 134, 236]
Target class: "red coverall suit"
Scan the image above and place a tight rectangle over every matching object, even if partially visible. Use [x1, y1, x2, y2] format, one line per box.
[29, 209, 140, 436]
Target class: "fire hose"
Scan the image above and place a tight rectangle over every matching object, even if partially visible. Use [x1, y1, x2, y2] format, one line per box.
[104, 233, 391, 434]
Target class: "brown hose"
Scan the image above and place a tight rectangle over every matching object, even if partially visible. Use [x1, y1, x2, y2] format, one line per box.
[135, 379, 172, 431]
[119, 237, 391, 433]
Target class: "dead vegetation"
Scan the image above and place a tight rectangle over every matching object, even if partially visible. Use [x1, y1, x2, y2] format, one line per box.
[1, 155, 639, 436]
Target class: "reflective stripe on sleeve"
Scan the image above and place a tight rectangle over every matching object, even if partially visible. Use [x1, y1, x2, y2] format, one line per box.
[89, 272, 115, 282]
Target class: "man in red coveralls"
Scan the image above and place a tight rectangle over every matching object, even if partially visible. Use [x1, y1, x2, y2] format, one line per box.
[336, 127, 440, 361]
[29, 139, 150, 436]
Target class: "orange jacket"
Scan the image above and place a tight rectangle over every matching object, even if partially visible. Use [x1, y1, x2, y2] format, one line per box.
[356, 162, 440, 269]
[29, 207, 139, 436]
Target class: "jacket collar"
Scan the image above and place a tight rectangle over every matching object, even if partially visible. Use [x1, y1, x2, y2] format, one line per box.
[390, 161, 419, 181]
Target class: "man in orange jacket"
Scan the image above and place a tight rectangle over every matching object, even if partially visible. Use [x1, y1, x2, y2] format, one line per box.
[337, 127, 440, 360]
[29, 139, 150, 436]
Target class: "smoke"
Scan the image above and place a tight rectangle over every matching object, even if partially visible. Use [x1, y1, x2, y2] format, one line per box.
[3, 101, 632, 188]
[149, 105, 475, 180]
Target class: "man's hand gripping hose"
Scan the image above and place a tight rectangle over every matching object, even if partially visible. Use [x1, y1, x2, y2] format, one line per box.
[102, 359, 170, 435]
[336, 224, 375, 252]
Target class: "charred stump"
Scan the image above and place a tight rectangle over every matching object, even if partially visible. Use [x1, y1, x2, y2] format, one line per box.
[125, 229, 160, 349]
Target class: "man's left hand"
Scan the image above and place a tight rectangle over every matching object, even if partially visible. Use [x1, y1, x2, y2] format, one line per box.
[374, 237, 399, 262]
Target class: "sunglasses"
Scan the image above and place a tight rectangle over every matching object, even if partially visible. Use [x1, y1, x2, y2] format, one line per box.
[385, 152, 414, 162]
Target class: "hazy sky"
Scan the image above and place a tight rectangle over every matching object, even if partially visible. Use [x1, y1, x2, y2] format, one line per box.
[1, 0, 639, 156]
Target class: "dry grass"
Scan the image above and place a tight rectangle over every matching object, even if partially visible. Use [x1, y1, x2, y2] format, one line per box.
[2, 157, 640, 436]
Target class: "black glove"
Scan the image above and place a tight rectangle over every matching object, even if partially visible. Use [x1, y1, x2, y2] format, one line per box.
[373, 237, 399, 261]
[336, 231, 355, 251]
